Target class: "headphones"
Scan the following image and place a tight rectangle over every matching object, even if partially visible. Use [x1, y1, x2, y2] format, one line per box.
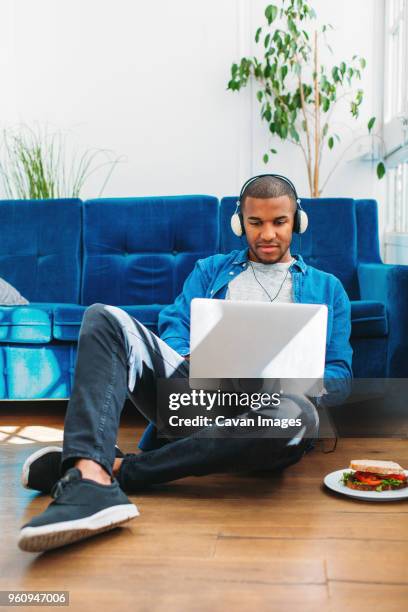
[230, 173, 308, 236]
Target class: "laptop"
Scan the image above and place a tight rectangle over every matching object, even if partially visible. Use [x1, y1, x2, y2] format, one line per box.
[189, 298, 328, 393]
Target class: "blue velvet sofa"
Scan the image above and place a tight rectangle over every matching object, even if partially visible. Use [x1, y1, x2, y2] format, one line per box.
[0, 195, 407, 400]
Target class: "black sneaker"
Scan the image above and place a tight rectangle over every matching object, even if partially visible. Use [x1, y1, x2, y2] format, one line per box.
[18, 467, 139, 552]
[21, 446, 126, 494]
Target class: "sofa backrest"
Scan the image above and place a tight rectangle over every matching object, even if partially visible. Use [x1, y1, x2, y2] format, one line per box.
[219, 196, 372, 299]
[355, 199, 382, 263]
[0, 196, 381, 307]
[0, 198, 82, 302]
[81, 196, 219, 305]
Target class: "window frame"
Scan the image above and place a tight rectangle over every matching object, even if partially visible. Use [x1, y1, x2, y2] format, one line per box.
[383, 0, 408, 235]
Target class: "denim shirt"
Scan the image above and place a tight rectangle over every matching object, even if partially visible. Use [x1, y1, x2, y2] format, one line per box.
[159, 249, 353, 381]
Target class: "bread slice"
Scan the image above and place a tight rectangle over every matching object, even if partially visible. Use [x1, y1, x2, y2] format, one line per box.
[349, 459, 405, 475]
[346, 479, 407, 492]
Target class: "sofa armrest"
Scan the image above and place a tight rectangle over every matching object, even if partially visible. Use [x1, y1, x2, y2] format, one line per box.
[358, 262, 408, 376]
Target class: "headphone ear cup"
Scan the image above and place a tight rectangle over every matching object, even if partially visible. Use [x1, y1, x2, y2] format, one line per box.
[231, 212, 244, 237]
[297, 210, 308, 234]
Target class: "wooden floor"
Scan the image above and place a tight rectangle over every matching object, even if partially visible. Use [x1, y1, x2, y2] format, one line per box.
[0, 404, 407, 612]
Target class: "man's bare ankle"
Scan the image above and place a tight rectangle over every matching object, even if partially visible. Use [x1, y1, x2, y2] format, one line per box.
[112, 457, 123, 478]
[74, 458, 112, 485]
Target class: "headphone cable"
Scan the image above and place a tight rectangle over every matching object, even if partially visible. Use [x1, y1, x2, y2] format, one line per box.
[248, 259, 293, 303]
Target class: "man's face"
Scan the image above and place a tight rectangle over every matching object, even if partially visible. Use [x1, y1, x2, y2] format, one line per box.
[243, 195, 295, 264]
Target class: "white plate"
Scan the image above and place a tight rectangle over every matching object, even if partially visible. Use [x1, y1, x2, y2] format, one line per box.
[324, 469, 408, 502]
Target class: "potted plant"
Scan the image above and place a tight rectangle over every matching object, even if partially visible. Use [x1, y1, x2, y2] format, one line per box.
[227, 0, 384, 196]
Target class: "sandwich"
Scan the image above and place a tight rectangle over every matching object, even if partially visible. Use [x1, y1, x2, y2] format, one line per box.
[342, 460, 407, 492]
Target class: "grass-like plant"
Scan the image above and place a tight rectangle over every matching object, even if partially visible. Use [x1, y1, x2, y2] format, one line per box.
[0, 125, 120, 199]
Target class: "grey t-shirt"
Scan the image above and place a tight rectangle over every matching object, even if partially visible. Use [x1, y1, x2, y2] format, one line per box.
[225, 259, 294, 303]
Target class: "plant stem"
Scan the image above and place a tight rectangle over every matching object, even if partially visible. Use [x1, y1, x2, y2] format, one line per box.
[296, 58, 313, 195]
[313, 30, 320, 197]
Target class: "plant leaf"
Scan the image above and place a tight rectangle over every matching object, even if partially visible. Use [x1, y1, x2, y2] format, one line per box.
[377, 161, 386, 179]
[264, 107, 272, 121]
[265, 4, 278, 25]
[328, 136, 334, 149]
[279, 124, 288, 139]
[289, 125, 300, 142]
[255, 27, 262, 43]
[280, 65, 288, 80]
[368, 116, 376, 132]
[332, 66, 341, 82]
[263, 153, 269, 164]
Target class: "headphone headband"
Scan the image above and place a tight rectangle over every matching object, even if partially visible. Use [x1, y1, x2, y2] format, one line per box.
[238, 173, 300, 205]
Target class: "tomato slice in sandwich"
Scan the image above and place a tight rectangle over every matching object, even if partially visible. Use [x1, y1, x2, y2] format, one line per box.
[354, 471, 383, 486]
[386, 473, 406, 481]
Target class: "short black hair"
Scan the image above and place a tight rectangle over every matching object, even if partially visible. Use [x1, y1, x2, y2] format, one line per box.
[241, 175, 297, 212]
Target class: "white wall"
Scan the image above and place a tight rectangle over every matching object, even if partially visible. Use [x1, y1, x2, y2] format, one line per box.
[0, 0, 386, 238]
[0, 0, 249, 198]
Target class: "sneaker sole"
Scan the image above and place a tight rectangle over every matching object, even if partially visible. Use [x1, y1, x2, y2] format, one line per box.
[21, 446, 62, 489]
[18, 503, 139, 552]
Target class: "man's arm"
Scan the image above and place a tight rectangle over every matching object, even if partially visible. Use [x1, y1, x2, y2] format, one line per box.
[158, 259, 210, 356]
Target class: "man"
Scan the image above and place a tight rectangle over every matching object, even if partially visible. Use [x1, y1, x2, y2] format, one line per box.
[18, 175, 352, 552]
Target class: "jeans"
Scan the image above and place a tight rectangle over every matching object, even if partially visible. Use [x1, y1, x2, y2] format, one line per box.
[61, 303, 319, 492]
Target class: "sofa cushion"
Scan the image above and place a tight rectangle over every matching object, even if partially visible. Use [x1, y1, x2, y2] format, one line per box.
[2, 299, 386, 344]
[350, 300, 387, 338]
[53, 300, 387, 343]
[0, 343, 77, 399]
[53, 304, 165, 341]
[81, 196, 219, 306]
[0, 199, 82, 303]
[351, 336, 388, 378]
[0, 305, 52, 343]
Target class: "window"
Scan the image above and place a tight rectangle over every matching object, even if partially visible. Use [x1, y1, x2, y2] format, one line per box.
[385, 0, 407, 122]
[384, 0, 408, 236]
[387, 163, 408, 233]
